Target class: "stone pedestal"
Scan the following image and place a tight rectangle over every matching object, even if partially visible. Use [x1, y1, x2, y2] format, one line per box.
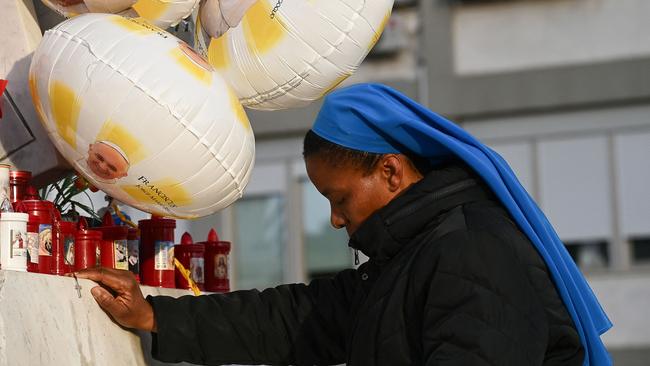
[0, 270, 193, 365]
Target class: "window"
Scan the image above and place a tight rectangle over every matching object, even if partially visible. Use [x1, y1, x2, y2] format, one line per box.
[538, 136, 613, 241]
[233, 195, 285, 290]
[631, 237, 650, 264]
[564, 241, 609, 271]
[302, 181, 352, 280]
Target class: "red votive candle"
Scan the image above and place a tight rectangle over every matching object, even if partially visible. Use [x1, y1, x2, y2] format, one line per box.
[74, 224, 101, 272]
[174, 232, 205, 291]
[203, 229, 231, 293]
[52, 221, 76, 275]
[139, 216, 176, 288]
[96, 212, 128, 271]
[16, 200, 60, 274]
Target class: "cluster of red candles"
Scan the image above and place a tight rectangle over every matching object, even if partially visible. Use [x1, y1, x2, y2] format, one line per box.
[8, 170, 230, 292]
[174, 229, 231, 292]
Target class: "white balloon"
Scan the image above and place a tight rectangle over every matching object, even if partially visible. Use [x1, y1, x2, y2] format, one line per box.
[196, 0, 395, 111]
[41, 0, 199, 29]
[29, 14, 255, 219]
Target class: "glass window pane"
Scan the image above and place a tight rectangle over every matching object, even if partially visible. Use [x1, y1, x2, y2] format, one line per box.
[614, 131, 650, 237]
[632, 237, 650, 264]
[564, 241, 609, 271]
[302, 181, 352, 280]
[234, 196, 285, 290]
[538, 135, 612, 241]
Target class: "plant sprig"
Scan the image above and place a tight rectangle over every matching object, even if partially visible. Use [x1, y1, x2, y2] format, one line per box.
[39, 172, 100, 221]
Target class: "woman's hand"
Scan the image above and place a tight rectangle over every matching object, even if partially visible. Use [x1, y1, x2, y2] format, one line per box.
[72, 267, 157, 332]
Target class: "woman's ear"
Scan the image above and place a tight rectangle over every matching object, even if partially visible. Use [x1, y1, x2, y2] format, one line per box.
[380, 155, 403, 193]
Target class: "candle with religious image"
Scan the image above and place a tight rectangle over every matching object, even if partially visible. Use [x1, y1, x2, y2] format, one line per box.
[139, 216, 176, 288]
[74, 219, 101, 272]
[96, 211, 128, 271]
[15, 199, 61, 273]
[52, 221, 76, 275]
[203, 228, 230, 293]
[0, 212, 29, 271]
[174, 232, 205, 291]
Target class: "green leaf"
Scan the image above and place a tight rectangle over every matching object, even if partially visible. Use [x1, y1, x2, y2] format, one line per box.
[74, 202, 100, 221]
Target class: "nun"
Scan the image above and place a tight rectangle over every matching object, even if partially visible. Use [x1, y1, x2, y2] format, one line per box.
[75, 83, 611, 366]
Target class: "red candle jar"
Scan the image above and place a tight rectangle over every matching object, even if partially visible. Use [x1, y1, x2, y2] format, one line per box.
[174, 232, 205, 291]
[96, 212, 128, 271]
[127, 228, 140, 282]
[23, 186, 40, 201]
[75, 228, 101, 271]
[9, 170, 31, 207]
[52, 221, 76, 275]
[16, 200, 60, 274]
[203, 229, 231, 293]
[139, 216, 176, 288]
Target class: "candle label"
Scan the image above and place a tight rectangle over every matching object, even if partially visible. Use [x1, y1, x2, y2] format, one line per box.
[10, 229, 26, 258]
[96, 244, 101, 266]
[64, 236, 75, 266]
[26, 232, 39, 264]
[214, 254, 228, 279]
[154, 240, 174, 270]
[128, 239, 139, 275]
[190, 257, 205, 283]
[114, 239, 128, 270]
[38, 224, 52, 256]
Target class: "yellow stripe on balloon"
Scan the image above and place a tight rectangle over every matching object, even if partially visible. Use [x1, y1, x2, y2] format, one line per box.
[368, 9, 392, 52]
[132, 0, 168, 21]
[320, 73, 351, 99]
[28, 74, 47, 126]
[121, 177, 193, 207]
[229, 89, 251, 130]
[243, 0, 286, 55]
[111, 16, 163, 35]
[207, 33, 230, 70]
[49, 81, 80, 149]
[95, 120, 148, 165]
[170, 46, 214, 85]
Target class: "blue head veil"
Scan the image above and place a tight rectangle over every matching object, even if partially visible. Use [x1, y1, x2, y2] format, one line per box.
[312, 83, 612, 365]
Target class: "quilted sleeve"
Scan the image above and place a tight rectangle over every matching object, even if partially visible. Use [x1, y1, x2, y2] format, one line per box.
[148, 268, 360, 366]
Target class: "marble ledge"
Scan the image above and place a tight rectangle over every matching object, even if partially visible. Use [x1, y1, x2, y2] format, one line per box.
[0, 269, 194, 366]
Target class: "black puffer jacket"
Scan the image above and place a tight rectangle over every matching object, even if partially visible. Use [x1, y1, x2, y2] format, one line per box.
[149, 164, 584, 365]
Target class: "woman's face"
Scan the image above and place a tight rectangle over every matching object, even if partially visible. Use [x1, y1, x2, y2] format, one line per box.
[306, 154, 420, 236]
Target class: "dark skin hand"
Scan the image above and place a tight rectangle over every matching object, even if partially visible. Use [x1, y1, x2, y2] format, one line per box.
[70, 267, 157, 332]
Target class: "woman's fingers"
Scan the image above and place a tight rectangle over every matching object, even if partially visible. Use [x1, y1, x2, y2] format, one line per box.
[90, 286, 123, 316]
[75, 267, 154, 331]
[74, 267, 130, 292]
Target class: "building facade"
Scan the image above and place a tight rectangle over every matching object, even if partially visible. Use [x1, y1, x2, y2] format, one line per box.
[195, 1, 650, 364]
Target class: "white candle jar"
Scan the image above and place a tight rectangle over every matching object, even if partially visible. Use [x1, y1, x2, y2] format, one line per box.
[0, 212, 29, 271]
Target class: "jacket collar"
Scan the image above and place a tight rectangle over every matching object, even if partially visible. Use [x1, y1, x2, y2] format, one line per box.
[348, 163, 490, 265]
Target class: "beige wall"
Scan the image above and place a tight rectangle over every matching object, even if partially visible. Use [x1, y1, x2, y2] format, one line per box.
[453, 0, 650, 75]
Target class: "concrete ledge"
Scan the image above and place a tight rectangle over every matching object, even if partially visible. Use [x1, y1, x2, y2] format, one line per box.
[0, 270, 193, 365]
